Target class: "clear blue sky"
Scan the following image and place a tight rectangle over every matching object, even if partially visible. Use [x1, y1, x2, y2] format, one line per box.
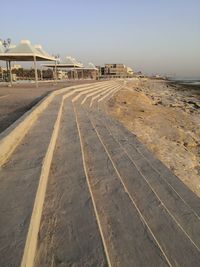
[1, 0, 200, 77]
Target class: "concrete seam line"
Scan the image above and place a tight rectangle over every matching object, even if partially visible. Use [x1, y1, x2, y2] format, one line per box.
[88, 87, 113, 108]
[94, 86, 121, 108]
[100, 86, 122, 113]
[95, 86, 117, 103]
[72, 82, 114, 103]
[0, 81, 105, 166]
[97, 83, 121, 108]
[81, 84, 115, 105]
[96, 87, 121, 111]
[97, 85, 121, 103]
[81, 86, 112, 105]
[71, 84, 106, 102]
[65, 82, 112, 103]
[125, 137, 200, 221]
[73, 103, 112, 267]
[89, 85, 119, 108]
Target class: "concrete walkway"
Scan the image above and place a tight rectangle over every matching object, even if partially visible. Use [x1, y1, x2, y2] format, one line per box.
[0, 81, 200, 267]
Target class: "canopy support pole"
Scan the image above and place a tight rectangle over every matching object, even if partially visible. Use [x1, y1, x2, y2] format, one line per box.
[8, 61, 13, 87]
[54, 60, 57, 83]
[6, 61, 9, 82]
[40, 67, 43, 81]
[33, 56, 38, 88]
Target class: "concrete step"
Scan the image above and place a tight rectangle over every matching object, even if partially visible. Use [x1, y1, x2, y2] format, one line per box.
[92, 109, 200, 217]
[74, 104, 169, 267]
[0, 92, 65, 267]
[87, 109, 200, 266]
[0, 81, 111, 166]
[0, 81, 116, 267]
[34, 99, 108, 267]
[1, 79, 199, 267]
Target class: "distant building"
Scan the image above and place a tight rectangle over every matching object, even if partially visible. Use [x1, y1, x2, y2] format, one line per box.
[56, 70, 68, 80]
[12, 64, 21, 70]
[1, 64, 22, 71]
[127, 67, 134, 75]
[102, 63, 134, 78]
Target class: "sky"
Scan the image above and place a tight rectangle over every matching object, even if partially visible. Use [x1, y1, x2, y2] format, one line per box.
[1, 0, 200, 78]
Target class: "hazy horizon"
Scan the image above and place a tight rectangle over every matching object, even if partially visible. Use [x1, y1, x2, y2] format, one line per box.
[1, 0, 200, 78]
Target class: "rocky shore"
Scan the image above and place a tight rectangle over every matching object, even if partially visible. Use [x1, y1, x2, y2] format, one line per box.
[108, 79, 200, 196]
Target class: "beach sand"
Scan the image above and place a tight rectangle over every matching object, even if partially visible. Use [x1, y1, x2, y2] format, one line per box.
[107, 79, 200, 196]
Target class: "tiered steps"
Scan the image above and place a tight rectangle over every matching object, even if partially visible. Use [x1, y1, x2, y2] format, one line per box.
[0, 81, 200, 267]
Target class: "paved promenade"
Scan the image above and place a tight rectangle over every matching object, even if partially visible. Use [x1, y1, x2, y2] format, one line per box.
[0, 81, 200, 267]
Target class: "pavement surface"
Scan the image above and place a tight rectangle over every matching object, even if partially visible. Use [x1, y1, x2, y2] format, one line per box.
[0, 81, 200, 267]
[0, 80, 95, 133]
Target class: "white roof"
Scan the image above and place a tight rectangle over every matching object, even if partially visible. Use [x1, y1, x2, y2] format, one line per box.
[42, 61, 98, 71]
[34, 44, 52, 58]
[83, 62, 98, 70]
[9, 40, 39, 54]
[42, 56, 84, 68]
[65, 56, 83, 67]
[0, 40, 55, 61]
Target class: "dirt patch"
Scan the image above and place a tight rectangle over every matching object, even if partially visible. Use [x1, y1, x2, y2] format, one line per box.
[107, 80, 200, 196]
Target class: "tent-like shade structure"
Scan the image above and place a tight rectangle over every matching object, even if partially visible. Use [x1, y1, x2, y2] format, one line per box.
[77, 62, 98, 71]
[34, 44, 53, 59]
[42, 59, 98, 80]
[42, 56, 83, 69]
[0, 40, 56, 87]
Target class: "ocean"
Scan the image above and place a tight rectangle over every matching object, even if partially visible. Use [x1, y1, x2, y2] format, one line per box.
[169, 77, 200, 86]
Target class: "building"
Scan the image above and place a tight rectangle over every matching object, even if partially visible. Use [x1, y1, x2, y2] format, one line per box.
[12, 64, 21, 70]
[56, 70, 68, 80]
[102, 64, 134, 78]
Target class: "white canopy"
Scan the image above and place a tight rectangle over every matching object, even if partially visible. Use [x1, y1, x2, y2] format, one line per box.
[0, 40, 56, 87]
[0, 40, 55, 61]
[34, 44, 52, 58]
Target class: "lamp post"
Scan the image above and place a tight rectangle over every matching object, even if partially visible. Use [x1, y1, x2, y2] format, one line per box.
[52, 54, 60, 82]
[0, 38, 11, 82]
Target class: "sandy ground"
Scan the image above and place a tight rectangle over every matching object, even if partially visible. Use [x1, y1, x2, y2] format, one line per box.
[0, 80, 96, 133]
[107, 79, 200, 196]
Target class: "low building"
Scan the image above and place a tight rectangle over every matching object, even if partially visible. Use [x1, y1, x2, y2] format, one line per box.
[12, 64, 21, 70]
[102, 63, 134, 78]
[56, 70, 68, 80]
